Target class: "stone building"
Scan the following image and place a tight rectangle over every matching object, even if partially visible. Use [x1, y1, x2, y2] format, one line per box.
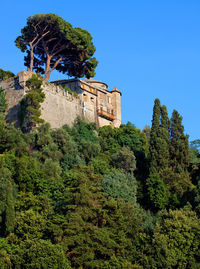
[0, 71, 122, 129]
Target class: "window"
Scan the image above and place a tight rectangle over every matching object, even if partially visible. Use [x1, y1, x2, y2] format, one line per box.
[83, 93, 87, 102]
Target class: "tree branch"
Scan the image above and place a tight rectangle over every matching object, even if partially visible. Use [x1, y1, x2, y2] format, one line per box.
[50, 57, 63, 72]
[29, 30, 50, 49]
[42, 39, 49, 55]
[51, 44, 70, 57]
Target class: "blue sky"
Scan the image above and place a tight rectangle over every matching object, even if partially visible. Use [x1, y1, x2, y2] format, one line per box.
[1, 0, 200, 141]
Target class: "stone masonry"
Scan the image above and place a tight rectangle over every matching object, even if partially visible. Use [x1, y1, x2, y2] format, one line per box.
[0, 71, 122, 129]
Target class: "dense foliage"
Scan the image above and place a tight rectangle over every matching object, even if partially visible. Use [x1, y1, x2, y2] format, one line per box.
[0, 69, 14, 81]
[0, 92, 199, 268]
[0, 88, 7, 114]
[18, 74, 45, 132]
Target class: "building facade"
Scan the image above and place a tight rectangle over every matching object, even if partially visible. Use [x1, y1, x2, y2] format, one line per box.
[0, 71, 122, 129]
[53, 77, 122, 128]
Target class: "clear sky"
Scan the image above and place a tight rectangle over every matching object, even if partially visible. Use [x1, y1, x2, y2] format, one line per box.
[1, 0, 200, 141]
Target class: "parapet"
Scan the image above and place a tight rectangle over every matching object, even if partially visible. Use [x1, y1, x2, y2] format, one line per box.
[1, 72, 122, 129]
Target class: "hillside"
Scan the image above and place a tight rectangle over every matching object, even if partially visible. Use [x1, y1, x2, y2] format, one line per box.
[0, 75, 200, 268]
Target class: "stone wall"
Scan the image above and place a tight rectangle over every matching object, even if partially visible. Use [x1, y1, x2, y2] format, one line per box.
[0, 74, 26, 126]
[40, 83, 83, 128]
[0, 71, 121, 129]
[0, 75, 83, 128]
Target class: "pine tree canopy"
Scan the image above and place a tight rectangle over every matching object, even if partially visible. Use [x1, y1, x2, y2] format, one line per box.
[15, 14, 98, 81]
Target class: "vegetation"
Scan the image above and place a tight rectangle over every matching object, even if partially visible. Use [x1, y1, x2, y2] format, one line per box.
[0, 11, 198, 265]
[0, 88, 199, 268]
[18, 74, 45, 132]
[0, 69, 14, 81]
[0, 87, 7, 114]
[59, 85, 78, 97]
[147, 99, 193, 210]
[15, 14, 98, 81]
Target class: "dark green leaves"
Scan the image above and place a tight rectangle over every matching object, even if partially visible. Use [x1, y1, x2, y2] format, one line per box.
[18, 74, 45, 132]
[0, 87, 7, 114]
[0, 69, 14, 81]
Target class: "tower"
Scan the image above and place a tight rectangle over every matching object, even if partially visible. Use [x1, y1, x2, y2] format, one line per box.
[111, 87, 122, 128]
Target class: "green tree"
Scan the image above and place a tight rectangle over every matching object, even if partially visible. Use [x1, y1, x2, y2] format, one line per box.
[14, 156, 45, 193]
[117, 122, 148, 155]
[99, 122, 148, 156]
[147, 101, 192, 209]
[146, 173, 169, 211]
[0, 168, 16, 235]
[0, 87, 7, 114]
[15, 210, 47, 240]
[71, 118, 100, 163]
[16, 192, 51, 216]
[98, 125, 120, 153]
[102, 169, 137, 204]
[11, 239, 70, 269]
[149, 100, 170, 173]
[0, 124, 27, 155]
[18, 74, 45, 132]
[189, 139, 200, 185]
[194, 179, 200, 216]
[142, 125, 151, 143]
[34, 123, 52, 149]
[159, 105, 170, 169]
[161, 168, 193, 208]
[0, 69, 14, 81]
[111, 146, 136, 174]
[152, 209, 200, 268]
[99, 122, 148, 182]
[15, 14, 98, 81]
[0, 238, 13, 268]
[88, 153, 111, 175]
[170, 110, 189, 173]
[55, 166, 144, 267]
[71, 117, 99, 144]
[149, 98, 161, 173]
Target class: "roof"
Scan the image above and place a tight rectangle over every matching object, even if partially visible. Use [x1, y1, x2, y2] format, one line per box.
[82, 78, 108, 89]
[111, 87, 122, 96]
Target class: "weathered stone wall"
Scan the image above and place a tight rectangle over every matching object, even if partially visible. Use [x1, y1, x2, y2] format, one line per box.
[0, 77, 83, 128]
[0, 71, 121, 129]
[98, 116, 113, 127]
[1, 76, 25, 126]
[40, 83, 83, 128]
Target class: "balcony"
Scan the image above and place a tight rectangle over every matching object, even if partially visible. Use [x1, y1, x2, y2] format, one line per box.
[97, 108, 115, 121]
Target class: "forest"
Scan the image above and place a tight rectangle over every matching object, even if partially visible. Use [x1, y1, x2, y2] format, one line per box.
[0, 72, 199, 269]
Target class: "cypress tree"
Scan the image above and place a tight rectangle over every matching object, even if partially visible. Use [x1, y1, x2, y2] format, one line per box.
[149, 98, 161, 173]
[170, 110, 189, 173]
[160, 105, 170, 134]
[148, 101, 171, 211]
[149, 101, 171, 173]
[158, 105, 170, 169]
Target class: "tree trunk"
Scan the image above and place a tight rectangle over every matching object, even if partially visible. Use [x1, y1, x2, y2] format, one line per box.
[28, 47, 34, 72]
[44, 56, 62, 81]
[44, 71, 51, 82]
[44, 55, 52, 81]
